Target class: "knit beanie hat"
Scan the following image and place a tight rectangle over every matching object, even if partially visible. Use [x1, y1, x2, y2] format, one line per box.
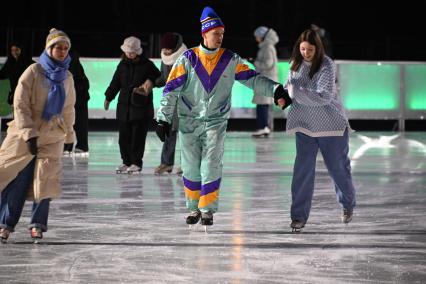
[121, 36, 143, 55]
[45, 28, 71, 55]
[254, 26, 269, 39]
[160, 32, 178, 49]
[200, 6, 224, 34]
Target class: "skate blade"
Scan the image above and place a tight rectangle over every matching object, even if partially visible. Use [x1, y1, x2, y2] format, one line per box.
[127, 171, 142, 175]
[291, 228, 302, 233]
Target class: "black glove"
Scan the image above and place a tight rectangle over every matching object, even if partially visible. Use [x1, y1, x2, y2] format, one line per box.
[26, 137, 38, 155]
[273, 85, 292, 110]
[64, 143, 74, 152]
[155, 120, 170, 142]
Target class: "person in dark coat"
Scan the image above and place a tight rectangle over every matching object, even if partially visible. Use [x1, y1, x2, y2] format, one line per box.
[0, 42, 34, 105]
[64, 49, 90, 154]
[104, 36, 161, 174]
[154, 32, 187, 175]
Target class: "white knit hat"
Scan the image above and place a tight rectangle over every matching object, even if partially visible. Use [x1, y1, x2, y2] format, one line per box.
[45, 28, 71, 55]
[121, 36, 143, 55]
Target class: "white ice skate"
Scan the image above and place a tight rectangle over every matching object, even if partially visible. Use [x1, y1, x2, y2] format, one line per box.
[116, 164, 128, 174]
[126, 164, 142, 175]
[252, 127, 271, 138]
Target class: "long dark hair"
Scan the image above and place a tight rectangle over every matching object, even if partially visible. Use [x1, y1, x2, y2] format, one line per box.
[290, 29, 325, 79]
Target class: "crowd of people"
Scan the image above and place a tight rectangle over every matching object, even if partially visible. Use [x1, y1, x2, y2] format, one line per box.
[0, 6, 354, 242]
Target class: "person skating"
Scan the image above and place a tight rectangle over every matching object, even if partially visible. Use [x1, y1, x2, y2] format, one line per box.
[156, 6, 292, 230]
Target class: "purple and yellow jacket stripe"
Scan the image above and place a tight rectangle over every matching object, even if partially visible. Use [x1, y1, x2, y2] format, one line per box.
[157, 44, 279, 125]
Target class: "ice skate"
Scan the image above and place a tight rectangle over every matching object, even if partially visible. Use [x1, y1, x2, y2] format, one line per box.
[175, 167, 183, 176]
[73, 148, 89, 158]
[126, 164, 142, 175]
[0, 228, 10, 244]
[290, 220, 305, 232]
[342, 208, 353, 224]
[154, 164, 173, 175]
[30, 227, 42, 243]
[252, 127, 271, 138]
[186, 210, 201, 229]
[201, 212, 213, 233]
[116, 164, 128, 174]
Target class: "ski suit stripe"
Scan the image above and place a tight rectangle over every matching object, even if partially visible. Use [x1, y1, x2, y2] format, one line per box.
[163, 64, 187, 96]
[184, 48, 233, 93]
[235, 63, 259, 81]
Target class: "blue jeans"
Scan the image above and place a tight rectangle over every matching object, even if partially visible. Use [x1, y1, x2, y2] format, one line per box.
[256, 104, 269, 129]
[161, 130, 178, 166]
[290, 129, 356, 223]
[0, 158, 51, 232]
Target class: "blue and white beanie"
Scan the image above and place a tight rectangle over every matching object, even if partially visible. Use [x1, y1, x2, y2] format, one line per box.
[254, 26, 269, 39]
[200, 6, 225, 34]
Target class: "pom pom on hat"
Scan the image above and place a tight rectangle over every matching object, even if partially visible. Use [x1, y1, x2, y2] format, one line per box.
[160, 32, 178, 50]
[200, 6, 224, 34]
[121, 36, 143, 55]
[254, 26, 269, 39]
[45, 28, 71, 55]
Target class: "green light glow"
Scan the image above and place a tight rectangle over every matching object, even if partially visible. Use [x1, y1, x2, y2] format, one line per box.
[405, 65, 426, 110]
[339, 64, 400, 110]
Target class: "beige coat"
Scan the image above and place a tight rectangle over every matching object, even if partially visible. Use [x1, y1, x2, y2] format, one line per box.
[0, 63, 75, 201]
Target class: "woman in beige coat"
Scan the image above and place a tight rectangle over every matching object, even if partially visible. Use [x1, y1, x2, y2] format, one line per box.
[0, 28, 75, 243]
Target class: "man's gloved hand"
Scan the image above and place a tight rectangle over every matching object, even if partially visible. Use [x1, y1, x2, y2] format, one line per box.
[26, 137, 38, 155]
[155, 120, 171, 142]
[273, 85, 292, 110]
[64, 143, 74, 152]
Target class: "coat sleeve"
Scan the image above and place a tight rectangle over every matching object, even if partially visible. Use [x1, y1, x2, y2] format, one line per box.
[13, 64, 39, 141]
[104, 63, 122, 102]
[146, 60, 161, 83]
[63, 74, 76, 144]
[234, 54, 279, 98]
[291, 60, 335, 106]
[157, 55, 188, 123]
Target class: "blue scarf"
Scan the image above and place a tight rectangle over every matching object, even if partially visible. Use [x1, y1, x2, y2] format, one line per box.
[39, 51, 71, 121]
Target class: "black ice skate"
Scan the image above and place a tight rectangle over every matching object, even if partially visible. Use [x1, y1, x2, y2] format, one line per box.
[186, 211, 201, 229]
[0, 228, 10, 244]
[201, 212, 213, 233]
[342, 208, 353, 224]
[290, 220, 305, 232]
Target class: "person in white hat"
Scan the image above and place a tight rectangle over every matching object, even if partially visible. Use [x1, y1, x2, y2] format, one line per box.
[104, 36, 161, 174]
[0, 28, 76, 242]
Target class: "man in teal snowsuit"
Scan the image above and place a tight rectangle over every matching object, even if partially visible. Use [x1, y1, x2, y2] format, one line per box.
[156, 6, 291, 226]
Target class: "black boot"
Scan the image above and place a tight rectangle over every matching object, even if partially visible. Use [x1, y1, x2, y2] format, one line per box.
[186, 211, 201, 225]
[201, 212, 213, 226]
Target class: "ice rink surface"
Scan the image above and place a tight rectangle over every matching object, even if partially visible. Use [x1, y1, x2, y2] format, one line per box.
[1, 131, 425, 283]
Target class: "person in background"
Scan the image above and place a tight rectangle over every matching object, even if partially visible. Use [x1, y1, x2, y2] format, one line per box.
[156, 6, 292, 228]
[311, 22, 333, 58]
[63, 49, 90, 156]
[104, 36, 161, 174]
[251, 26, 279, 137]
[278, 29, 355, 232]
[0, 28, 75, 242]
[154, 32, 187, 175]
[0, 42, 34, 105]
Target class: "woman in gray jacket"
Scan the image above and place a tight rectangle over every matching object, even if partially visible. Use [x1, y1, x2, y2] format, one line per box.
[251, 26, 279, 137]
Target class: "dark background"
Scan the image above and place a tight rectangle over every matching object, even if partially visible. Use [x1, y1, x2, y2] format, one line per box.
[1, 0, 425, 61]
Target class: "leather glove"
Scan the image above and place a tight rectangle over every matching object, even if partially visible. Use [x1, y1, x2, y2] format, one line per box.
[64, 143, 74, 152]
[273, 85, 293, 110]
[26, 137, 38, 155]
[155, 120, 170, 142]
